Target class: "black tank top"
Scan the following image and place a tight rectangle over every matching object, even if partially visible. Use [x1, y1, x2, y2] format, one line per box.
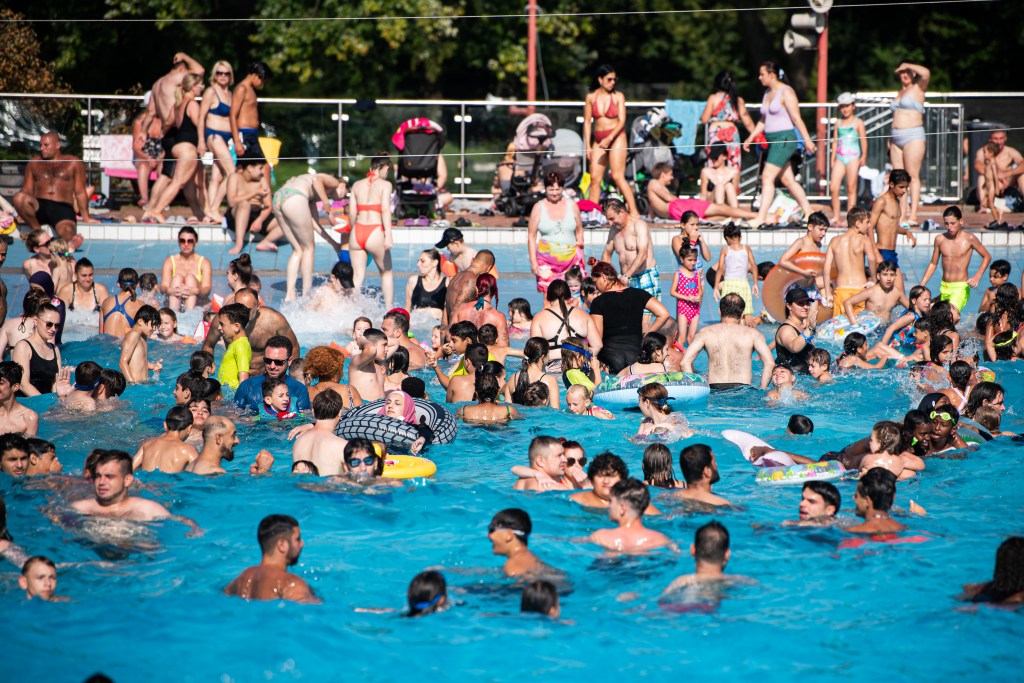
[177, 107, 199, 146]
[411, 276, 447, 311]
[774, 323, 813, 374]
[23, 341, 58, 395]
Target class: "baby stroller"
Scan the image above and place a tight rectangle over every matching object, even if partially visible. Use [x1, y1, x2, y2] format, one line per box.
[625, 107, 680, 215]
[392, 118, 446, 219]
[495, 113, 554, 219]
[542, 128, 585, 189]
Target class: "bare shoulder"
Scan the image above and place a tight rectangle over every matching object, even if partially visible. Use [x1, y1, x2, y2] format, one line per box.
[130, 496, 171, 519]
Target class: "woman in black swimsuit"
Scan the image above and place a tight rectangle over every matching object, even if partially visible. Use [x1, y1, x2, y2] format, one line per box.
[144, 73, 206, 224]
[405, 249, 448, 319]
[774, 288, 816, 374]
[529, 279, 600, 370]
[11, 302, 61, 396]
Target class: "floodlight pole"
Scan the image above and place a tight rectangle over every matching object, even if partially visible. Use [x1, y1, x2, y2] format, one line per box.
[816, 19, 828, 179]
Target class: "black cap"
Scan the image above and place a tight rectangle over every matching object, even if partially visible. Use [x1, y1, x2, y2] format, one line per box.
[435, 227, 464, 249]
[785, 288, 812, 305]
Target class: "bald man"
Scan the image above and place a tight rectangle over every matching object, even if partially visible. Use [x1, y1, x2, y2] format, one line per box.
[444, 249, 496, 324]
[186, 416, 273, 475]
[13, 132, 93, 249]
[201, 288, 299, 375]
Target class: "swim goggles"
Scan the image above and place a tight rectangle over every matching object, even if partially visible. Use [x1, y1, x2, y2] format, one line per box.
[930, 410, 955, 423]
[411, 592, 445, 611]
[346, 455, 379, 468]
[487, 523, 526, 536]
[561, 343, 592, 359]
[73, 381, 100, 392]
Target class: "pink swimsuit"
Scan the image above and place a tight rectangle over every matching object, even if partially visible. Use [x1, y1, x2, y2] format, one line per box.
[676, 268, 701, 322]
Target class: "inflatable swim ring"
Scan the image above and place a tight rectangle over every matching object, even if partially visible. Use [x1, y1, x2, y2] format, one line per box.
[762, 252, 838, 324]
[383, 455, 437, 479]
[593, 371, 710, 408]
[756, 460, 845, 486]
[722, 429, 797, 467]
[336, 398, 458, 449]
[816, 312, 882, 342]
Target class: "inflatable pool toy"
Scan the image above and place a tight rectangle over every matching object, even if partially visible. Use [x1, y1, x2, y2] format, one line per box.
[722, 429, 797, 467]
[593, 372, 709, 408]
[756, 461, 846, 486]
[762, 252, 838, 324]
[337, 398, 458, 449]
[0, 214, 15, 236]
[382, 455, 437, 479]
[816, 312, 882, 342]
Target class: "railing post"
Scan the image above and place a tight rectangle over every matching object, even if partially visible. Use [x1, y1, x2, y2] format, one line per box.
[459, 103, 467, 199]
[87, 96, 93, 135]
[337, 101, 344, 177]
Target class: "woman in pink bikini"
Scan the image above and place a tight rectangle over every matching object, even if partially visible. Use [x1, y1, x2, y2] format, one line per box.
[348, 155, 395, 308]
[583, 65, 637, 215]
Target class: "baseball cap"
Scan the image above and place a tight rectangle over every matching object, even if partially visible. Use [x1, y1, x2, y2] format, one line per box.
[837, 92, 854, 106]
[785, 288, 813, 305]
[435, 227, 464, 249]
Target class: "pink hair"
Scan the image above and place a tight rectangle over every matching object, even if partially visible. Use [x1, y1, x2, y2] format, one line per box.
[380, 390, 417, 424]
[476, 273, 498, 304]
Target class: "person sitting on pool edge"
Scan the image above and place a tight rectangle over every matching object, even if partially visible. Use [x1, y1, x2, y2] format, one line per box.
[663, 521, 751, 592]
[587, 478, 677, 554]
[847, 467, 905, 534]
[225, 513, 320, 604]
[782, 481, 841, 527]
[570, 452, 659, 515]
[487, 508, 552, 578]
[672, 444, 731, 507]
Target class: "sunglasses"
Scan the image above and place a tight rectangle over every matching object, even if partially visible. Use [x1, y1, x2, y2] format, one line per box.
[264, 357, 288, 366]
[347, 456, 378, 468]
[41, 321, 59, 329]
[37, 240, 52, 248]
[566, 456, 587, 468]
[930, 410, 954, 423]
[215, 71, 231, 76]
[179, 238, 196, 245]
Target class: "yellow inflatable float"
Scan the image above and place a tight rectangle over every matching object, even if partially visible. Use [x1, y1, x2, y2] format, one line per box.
[382, 455, 437, 479]
[762, 252, 838, 323]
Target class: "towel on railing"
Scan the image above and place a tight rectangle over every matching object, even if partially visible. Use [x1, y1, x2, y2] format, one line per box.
[99, 135, 134, 171]
[664, 100, 705, 157]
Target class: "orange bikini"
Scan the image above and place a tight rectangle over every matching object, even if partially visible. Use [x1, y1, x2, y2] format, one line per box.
[354, 203, 383, 249]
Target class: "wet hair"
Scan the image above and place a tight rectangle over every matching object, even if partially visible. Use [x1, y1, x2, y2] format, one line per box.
[903, 408, 931, 431]
[116, 268, 139, 300]
[638, 382, 672, 415]
[719, 293, 745, 319]
[135, 305, 160, 327]
[257, 514, 298, 554]
[521, 580, 559, 616]
[478, 323, 498, 346]
[475, 372, 500, 403]
[75, 258, 94, 274]
[489, 508, 531, 544]
[228, 253, 253, 286]
[448, 321, 478, 343]
[589, 260, 618, 281]
[219, 303, 250, 328]
[0, 432, 29, 458]
[588, 451, 628, 480]
[857, 467, 897, 511]
[929, 333, 954, 363]
[636, 332, 667, 365]
[943, 205, 963, 220]
[176, 371, 206, 401]
[330, 261, 354, 289]
[387, 346, 410, 375]
[965, 382, 1003, 419]
[479, 360, 504, 378]
[804, 481, 841, 515]
[383, 310, 411, 336]
[806, 347, 831, 369]
[402, 376, 427, 399]
[292, 460, 319, 475]
[138, 273, 158, 292]
[90, 449, 133, 476]
[610, 477, 650, 516]
[202, 377, 222, 402]
[474, 273, 498, 305]
[843, 332, 868, 357]
[788, 414, 814, 434]
[261, 376, 287, 400]
[547, 280, 573, 327]
[807, 211, 829, 228]
[642, 443, 677, 489]
[528, 436, 561, 466]
[464, 343, 489, 372]
[69, 361, 101, 389]
[312, 388, 344, 420]
[846, 206, 869, 226]
[889, 168, 911, 185]
[973, 406, 1002, 433]
[0, 360, 22, 388]
[990, 259, 1011, 277]
[507, 298, 533, 321]
[877, 259, 898, 275]
[993, 283, 1021, 330]
[407, 570, 447, 617]
[991, 331, 1017, 360]
[522, 382, 550, 407]
[694, 521, 730, 565]
[360, 329, 386, 348]
[871, 421, 902, 454]
[165, 405, 194, 432]
[986, 537, 1024, 599]
[948, 360, 972, 390]
[560, 335, 590, 370]
[21, 555, 56, 576]
[247, 61, 272, 80]
[756, 261, 775, 282]
[344, 437, 375, 461]
[581, 277, 598, 301]
[723, 223, 742, 241]
[679, 443, 714, 485]
[98, 368, 127, 398]
[26, 437, 54, 458]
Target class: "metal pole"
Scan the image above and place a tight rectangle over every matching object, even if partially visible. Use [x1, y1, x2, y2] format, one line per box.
[815, 19, 828, 183]
[527, 0, 537, 103]
[459, 103, 467, 196]
[87, 96, 93, 135]
[337, 102, 344, 177]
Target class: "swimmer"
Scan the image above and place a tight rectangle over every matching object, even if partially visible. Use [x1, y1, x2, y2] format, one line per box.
[446, 344, 488, 403]
[155, 308, 184, 343]
[842, 260, 908, 326]
[978, 259, 1010, 314]
[71, 449, 203, 536]
[187, 416, 274, 475]
[822, 206, 879, 316]
[570, 453, 659, 515]
[291, 389, 349, 476]
[457, 372, 520, 423]
[345, 316, 372, 357]
[587, 478, 677, 554]
[173, 371, 206, 406]
[938, 360, 973, 412]
[782, 481, 841, 527]
[635, 383, 694, 441]
[406, 570, 449, 617]
[642, 443, 685, 489]
[672, 444, 731, 507]
[959, 537, 1024, 605]
[858, 421, 921, 481]
[806, 348, 833, 384]
[870, 168, 916, 289]
[487, 508, 552, 578]
[53, 361, 100, 412]
[0, 433, 29, 477]
[846, 467, 906, 534]
[338, 438, 398, 486]
[0, 361, 39, 434]
[260, 377, 297, 421]
[521, 580, 561, 618]
[929, 405, 969, 453]
[224, 514, 319, 604]
[19, 555, 69, 602]
[766, 364, 810, 402]
[512, 436, 572, 491]
[918, 206, 992, 312]
[663, 522, 751, 592]
[118, 305, 163, 384]
[25, 437, 62, 476]
[131, 406, 198, 473]
[836, 333, 887, 371]
[478, 323, 523, 367]
[292, 460, 319, 475]
[565, 385, 614, 420]
[348, 327, 387, 402]
[215, 303, 251, 390]
[191, 350, 216, 378]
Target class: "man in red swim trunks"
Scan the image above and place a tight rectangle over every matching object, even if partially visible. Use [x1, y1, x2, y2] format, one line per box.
[646, 163, 755, 223]
[13, 132, 93, 249]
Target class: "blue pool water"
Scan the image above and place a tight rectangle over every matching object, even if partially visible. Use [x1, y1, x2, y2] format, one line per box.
[3, 241, 1024, 681]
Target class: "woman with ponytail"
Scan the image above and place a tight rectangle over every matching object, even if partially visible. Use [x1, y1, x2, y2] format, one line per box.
[530, 279, 600, 369]
[502, 337, 560, 409]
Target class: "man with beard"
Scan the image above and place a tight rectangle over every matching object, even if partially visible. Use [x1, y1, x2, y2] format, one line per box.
[70, 449, 203, 536]
[186, 416, 274, 476]
[671, 444, 731, 506]
[225, 514, 319, 603]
